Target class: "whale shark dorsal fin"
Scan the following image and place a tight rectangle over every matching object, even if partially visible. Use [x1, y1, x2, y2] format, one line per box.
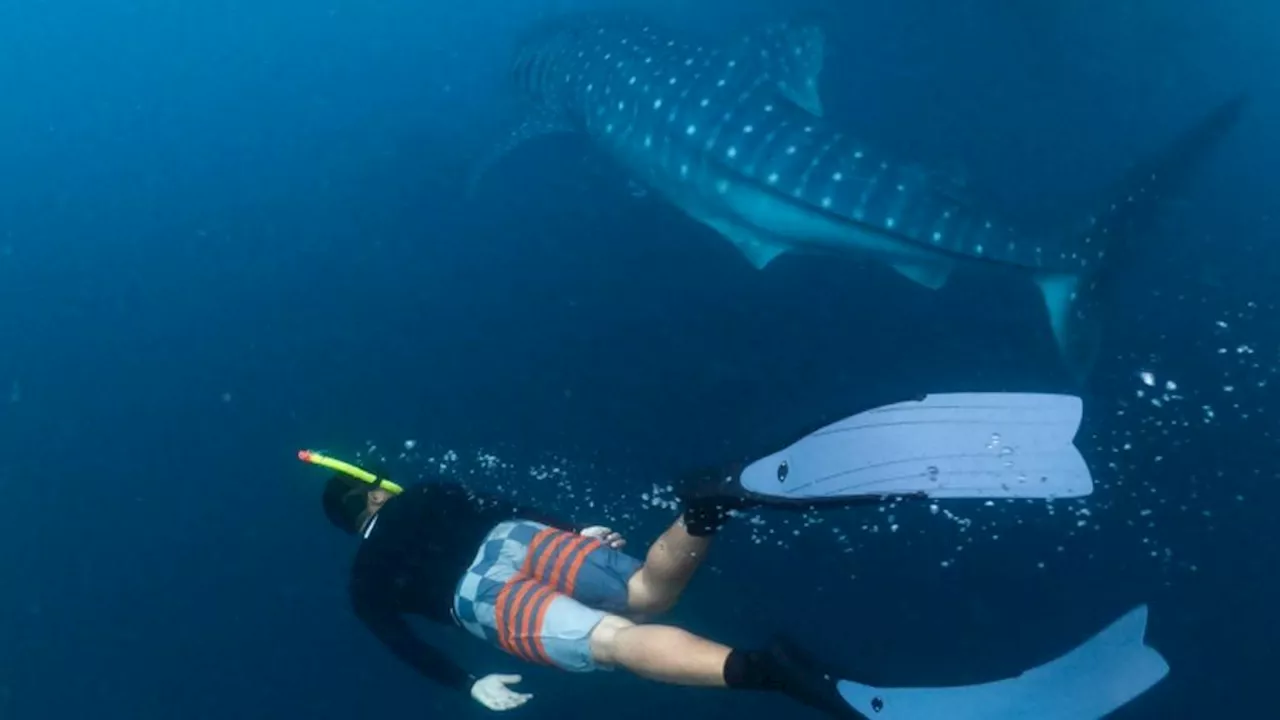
[467, 108, 576, 197]
[773, 22, 826, 117]
[733, 21, 827, 117]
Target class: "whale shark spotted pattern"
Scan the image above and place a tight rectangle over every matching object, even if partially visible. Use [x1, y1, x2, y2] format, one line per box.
[476, 13, 1245, 379]
[517, 20, 1040, 268]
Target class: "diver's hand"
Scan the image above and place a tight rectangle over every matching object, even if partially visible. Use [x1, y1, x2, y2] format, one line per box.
[580, 525, 626, 549]
[471, 674, 532, 711]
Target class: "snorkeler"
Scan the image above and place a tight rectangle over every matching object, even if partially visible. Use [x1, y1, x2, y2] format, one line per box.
[321, 465, 873, 715]
[307, 393, 1171, 718]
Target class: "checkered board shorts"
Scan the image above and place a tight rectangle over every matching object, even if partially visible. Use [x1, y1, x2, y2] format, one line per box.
[453, 520, 644, 672]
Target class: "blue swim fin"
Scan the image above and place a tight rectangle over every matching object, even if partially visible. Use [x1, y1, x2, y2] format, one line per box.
[738, 392, 1092, 504]
[837, 605, 1170, 719]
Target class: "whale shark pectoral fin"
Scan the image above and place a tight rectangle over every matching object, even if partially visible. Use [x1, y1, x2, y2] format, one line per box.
[704, 218, 792, 270]
[890, 260, 954, 290]
[731, 233, 791, 270]
[466, 109, 576, 197]
[739, 242, 789, 270]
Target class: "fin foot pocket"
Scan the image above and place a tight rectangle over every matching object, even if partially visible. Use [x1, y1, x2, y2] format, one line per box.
[677, 466, 752, 536]
[727, 640, 867, 719]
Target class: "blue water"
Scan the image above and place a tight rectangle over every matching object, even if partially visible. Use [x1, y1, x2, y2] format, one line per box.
[1, 1, 1275, 718]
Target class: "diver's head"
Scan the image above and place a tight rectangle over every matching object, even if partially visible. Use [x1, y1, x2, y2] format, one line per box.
[322, 474, 393, 535]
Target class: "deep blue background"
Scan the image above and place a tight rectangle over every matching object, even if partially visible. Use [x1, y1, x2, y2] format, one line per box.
[1, 1, 1276, 718]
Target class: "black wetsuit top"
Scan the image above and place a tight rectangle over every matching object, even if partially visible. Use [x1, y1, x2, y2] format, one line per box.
[348, 481, 575, 692]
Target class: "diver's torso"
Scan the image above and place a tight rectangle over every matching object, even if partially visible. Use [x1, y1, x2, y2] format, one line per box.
[351, 483, 524, 623]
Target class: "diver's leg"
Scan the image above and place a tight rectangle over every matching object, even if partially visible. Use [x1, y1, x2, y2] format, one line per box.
[589, 616, 863, 717]
[590, 615, 730, 685]
[626, 515, 713, 615]
[627, 473, 748, 615]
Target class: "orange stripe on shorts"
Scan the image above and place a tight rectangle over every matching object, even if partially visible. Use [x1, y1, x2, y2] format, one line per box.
[516, 585, 557, 665]
[492, 575, 520, 657]
[530, 530, 572, 582]
[526, 587, 558, 665]
[523, 529, 557, 576]
[510, 581, 543, 662]
[500, 578, 539, 662]
[548, 535, 592, 594]
[562, 537, 600, 598]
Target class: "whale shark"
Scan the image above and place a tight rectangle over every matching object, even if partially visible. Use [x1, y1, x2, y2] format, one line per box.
[471, 13, 1245, 380]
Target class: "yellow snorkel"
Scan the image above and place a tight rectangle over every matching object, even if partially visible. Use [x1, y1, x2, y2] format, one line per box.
[297, 449, 405, 495]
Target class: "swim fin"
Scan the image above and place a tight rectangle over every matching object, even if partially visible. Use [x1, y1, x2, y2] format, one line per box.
[837, 605, 1170, 719]
[737, 393, 1092, 504]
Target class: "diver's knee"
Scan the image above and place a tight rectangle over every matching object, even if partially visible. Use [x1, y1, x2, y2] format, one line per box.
[626, 569, 676, 617]
[588, 614, 636, 666]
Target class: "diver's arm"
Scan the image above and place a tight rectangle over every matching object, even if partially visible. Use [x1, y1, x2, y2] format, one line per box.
[353, 595, 475, 692]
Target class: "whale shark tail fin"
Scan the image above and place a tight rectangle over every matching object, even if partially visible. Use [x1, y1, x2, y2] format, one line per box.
[1037, 94, 1247, 381]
